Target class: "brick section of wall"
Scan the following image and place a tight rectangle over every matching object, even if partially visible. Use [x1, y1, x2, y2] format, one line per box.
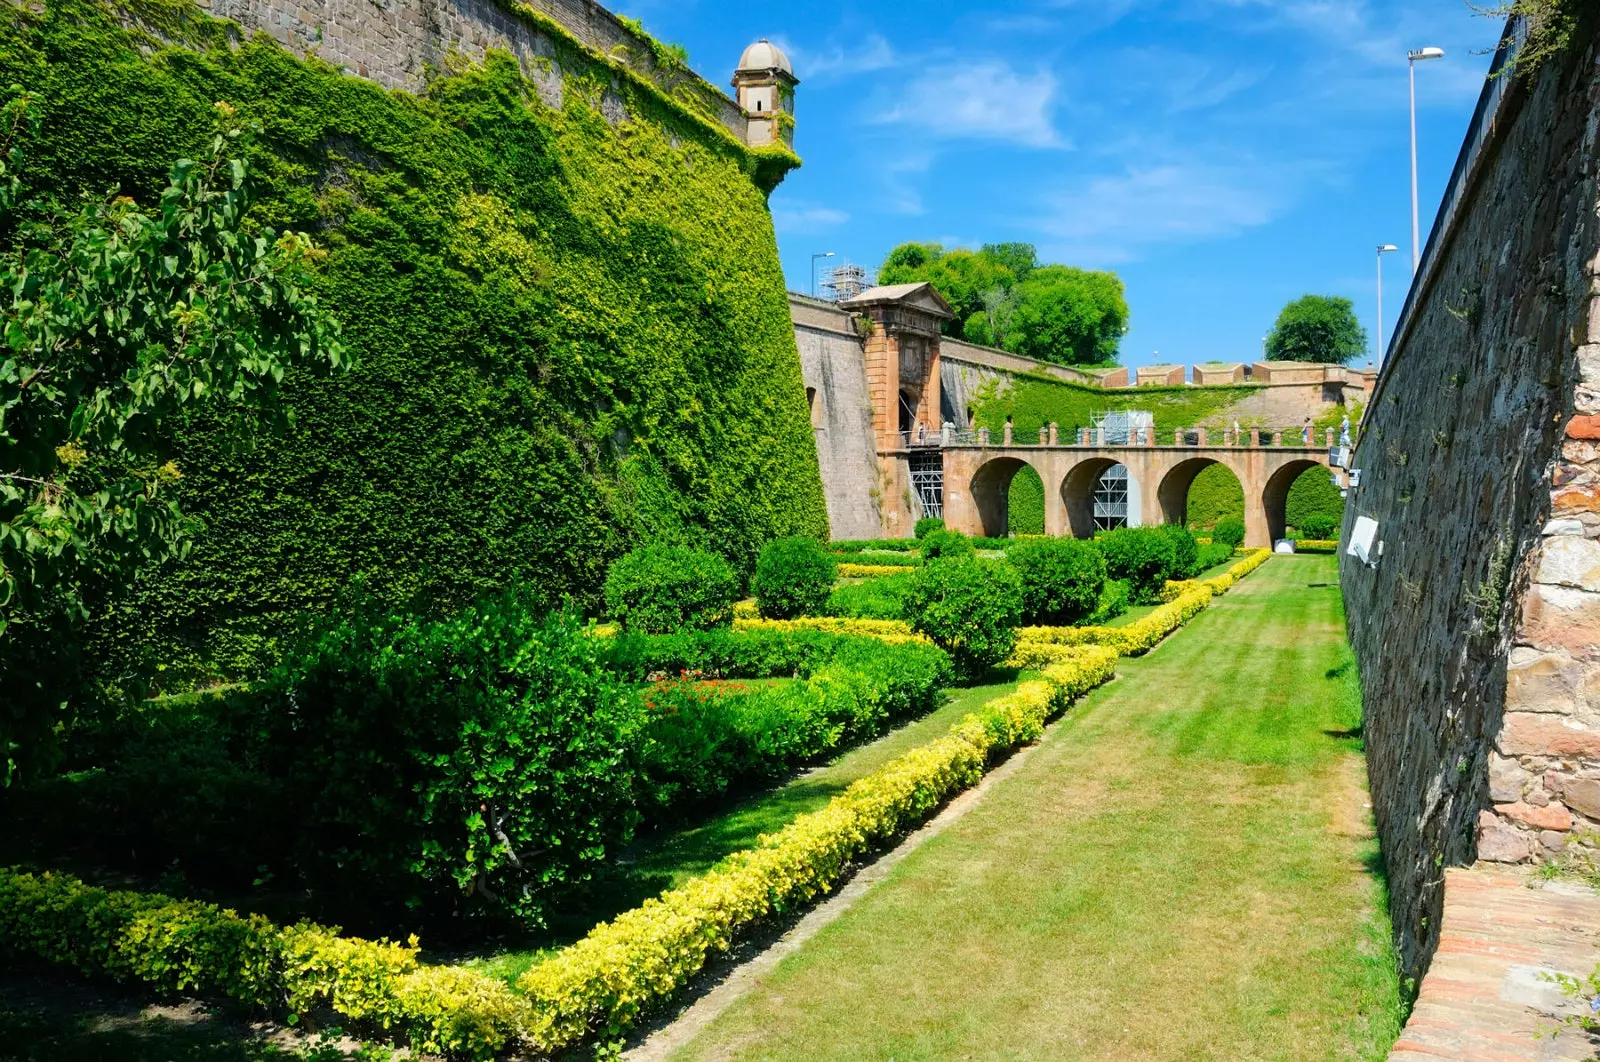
[195, 0, 747, 137]
[1340, 34, 1600, 988]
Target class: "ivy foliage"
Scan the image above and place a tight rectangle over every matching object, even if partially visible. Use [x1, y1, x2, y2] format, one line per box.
[0, 0, 827, 686]
[1007, 464, 1046, 535]
[1286, 466, 1345, 532]
[1186, 463, 1245, 530]
[970, 374, 1263, 439]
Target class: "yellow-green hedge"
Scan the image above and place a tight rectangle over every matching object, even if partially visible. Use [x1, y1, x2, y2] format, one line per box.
[514, 645, 1118, 1050]
[0, 869, 531, 1058]
[1294, 539, 1339, 552]
[735, 615, 924, 643]
[2, 644, 1120, 1059]
[1011, 549, 1272, 661]
[836, 563, 910, 579]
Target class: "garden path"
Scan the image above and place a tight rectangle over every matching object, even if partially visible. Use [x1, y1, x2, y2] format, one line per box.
[1389, 866, 1600, 1061]
[660, 555, 1405, 1061]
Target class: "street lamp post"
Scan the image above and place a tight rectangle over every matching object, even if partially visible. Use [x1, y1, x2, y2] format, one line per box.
[1408, 47, 1445, 273]
[1376, 244, 1399, 365]
[811, 252, 835, 298]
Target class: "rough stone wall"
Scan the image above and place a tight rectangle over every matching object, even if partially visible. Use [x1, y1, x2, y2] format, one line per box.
[791, 299, 883, 540]
[1340, 30, 1600, 986]
[195, 0, 748, 137]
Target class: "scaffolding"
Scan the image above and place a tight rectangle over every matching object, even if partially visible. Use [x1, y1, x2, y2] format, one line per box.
[1092, 410, 1155, 446]
[909, 450, 944, 519]
[1093, 464, 1129, 531]
[821, 262, 869, 302]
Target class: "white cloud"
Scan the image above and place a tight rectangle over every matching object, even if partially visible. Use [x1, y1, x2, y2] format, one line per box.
[769, 198, 850, 235]
[1036, 157, 1309, 262]
[787, 33, 898, 82]
[871, 61, 1067, 149]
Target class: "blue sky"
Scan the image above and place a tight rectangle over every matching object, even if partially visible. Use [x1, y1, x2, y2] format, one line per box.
[615, 0, 1503, 369]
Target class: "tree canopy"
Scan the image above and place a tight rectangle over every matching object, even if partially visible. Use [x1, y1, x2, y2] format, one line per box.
[876, 241, 1127, 367]
[0, 93, 350, 779]
[1264, 295, 1369, 365]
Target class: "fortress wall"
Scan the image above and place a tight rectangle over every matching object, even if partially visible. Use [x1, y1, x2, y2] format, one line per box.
[790, 298, 883, 541]
[196, 0, 748, 136]
[1340, 26, 1600, 985]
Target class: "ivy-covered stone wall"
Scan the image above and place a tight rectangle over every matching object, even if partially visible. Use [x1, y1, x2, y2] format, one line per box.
[1, 0, 827, 685]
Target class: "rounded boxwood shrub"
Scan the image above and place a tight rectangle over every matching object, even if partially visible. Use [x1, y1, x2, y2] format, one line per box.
[1212, 517, 1246, 549]
[1299, 513, 1339, 540]
[1156, 524, 1202, 580]
[920, 529, 976, 562]
[903, 557, 1022, 680]
[1006, 538, 1107, 626]
[1094, 528, 1179, 605]
[914, 517, 946, 539]
[604, 545, 739, 634]
[751, 537, 838, 619]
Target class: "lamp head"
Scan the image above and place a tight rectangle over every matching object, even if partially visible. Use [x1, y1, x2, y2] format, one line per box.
[1408, 47, 1445, 61]
[1378, 244, 1399, 253]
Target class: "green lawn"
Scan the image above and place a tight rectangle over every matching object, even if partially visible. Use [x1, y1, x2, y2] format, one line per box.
[668, 555, 1403, 1062]
[463, 676, 1024, 984]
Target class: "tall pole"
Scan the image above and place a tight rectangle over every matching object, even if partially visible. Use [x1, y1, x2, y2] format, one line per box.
[811, 252, 835, 298]
[1376, 244, 1398, 366]
[1409, 57, 1420, 273]
[1377, 250, 1386, 363]
[1407, 48, 1444, 273]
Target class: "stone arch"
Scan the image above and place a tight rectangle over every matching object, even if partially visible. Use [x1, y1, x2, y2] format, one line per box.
[1061, 457, 1139, 538]
[970, 457, 1036, 538]
[1263, 459, 1328, 542]
[1156, 458, 1245, 528]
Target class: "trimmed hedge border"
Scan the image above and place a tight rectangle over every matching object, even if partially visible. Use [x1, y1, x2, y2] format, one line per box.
[514, 645, 1118, 1049]
[0, 645, 1118, 1058]
[1008, 548, 1271, 663]
[836, 563, 912, 579]
[733, 616, 930, 644]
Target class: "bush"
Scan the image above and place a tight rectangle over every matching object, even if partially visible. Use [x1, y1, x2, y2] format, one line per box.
[1085, 579, 1130, 626]
[604, 545, 739, 634]
[253, 596, 646, 926]
[920, 529, 976, 562]
[599, 628, 878, 682]
[0, 869, 530, 1059]
[903, 558, 1023, 679]
[1197, 541, 1234, 572]
[1006, 538, 1107, 626]
[914, 517, 946, 539]
[822, 571, 916, 620]
[1212, 518, 1246, 549]
[1156, 525, 1202, 580]
[751, 538, 837, 620]
[517, 648, 1118, 1053]
[636, 638, 951, 815]
[1094, 528, 1179, 604]
[1298, 513, 1339, 540]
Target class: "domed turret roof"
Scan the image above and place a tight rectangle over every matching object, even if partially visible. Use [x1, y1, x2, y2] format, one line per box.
[737, 39, 793, 77]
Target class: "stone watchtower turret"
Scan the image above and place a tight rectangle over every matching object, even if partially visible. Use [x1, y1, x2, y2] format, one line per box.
[732, 39, 797, 149]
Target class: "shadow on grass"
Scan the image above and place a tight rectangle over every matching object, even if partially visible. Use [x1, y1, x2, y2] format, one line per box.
[0, 970, 335, 1062]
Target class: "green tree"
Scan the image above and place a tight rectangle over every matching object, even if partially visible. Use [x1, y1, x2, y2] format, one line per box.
[980, 242, 1038, 282]
[878, 242, 1014, 338]
[1264, 295, 1368, 364]
[0, 93, 350, 780]
[1004, 266, 1129, 366]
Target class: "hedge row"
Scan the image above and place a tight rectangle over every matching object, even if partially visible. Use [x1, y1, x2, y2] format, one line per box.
[0, 645, 1119, 1058]
[514, 645, 1120, 1049]
[1008, 548, 1271, 661]
[0, 869, 528, 1058]
[837, 563, 914, 579]
[598, 627, 892, 682]
[734, 616, 930, 643]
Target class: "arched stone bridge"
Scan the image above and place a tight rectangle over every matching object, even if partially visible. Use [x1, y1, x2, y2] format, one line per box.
[938, 428, 1336, 548]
